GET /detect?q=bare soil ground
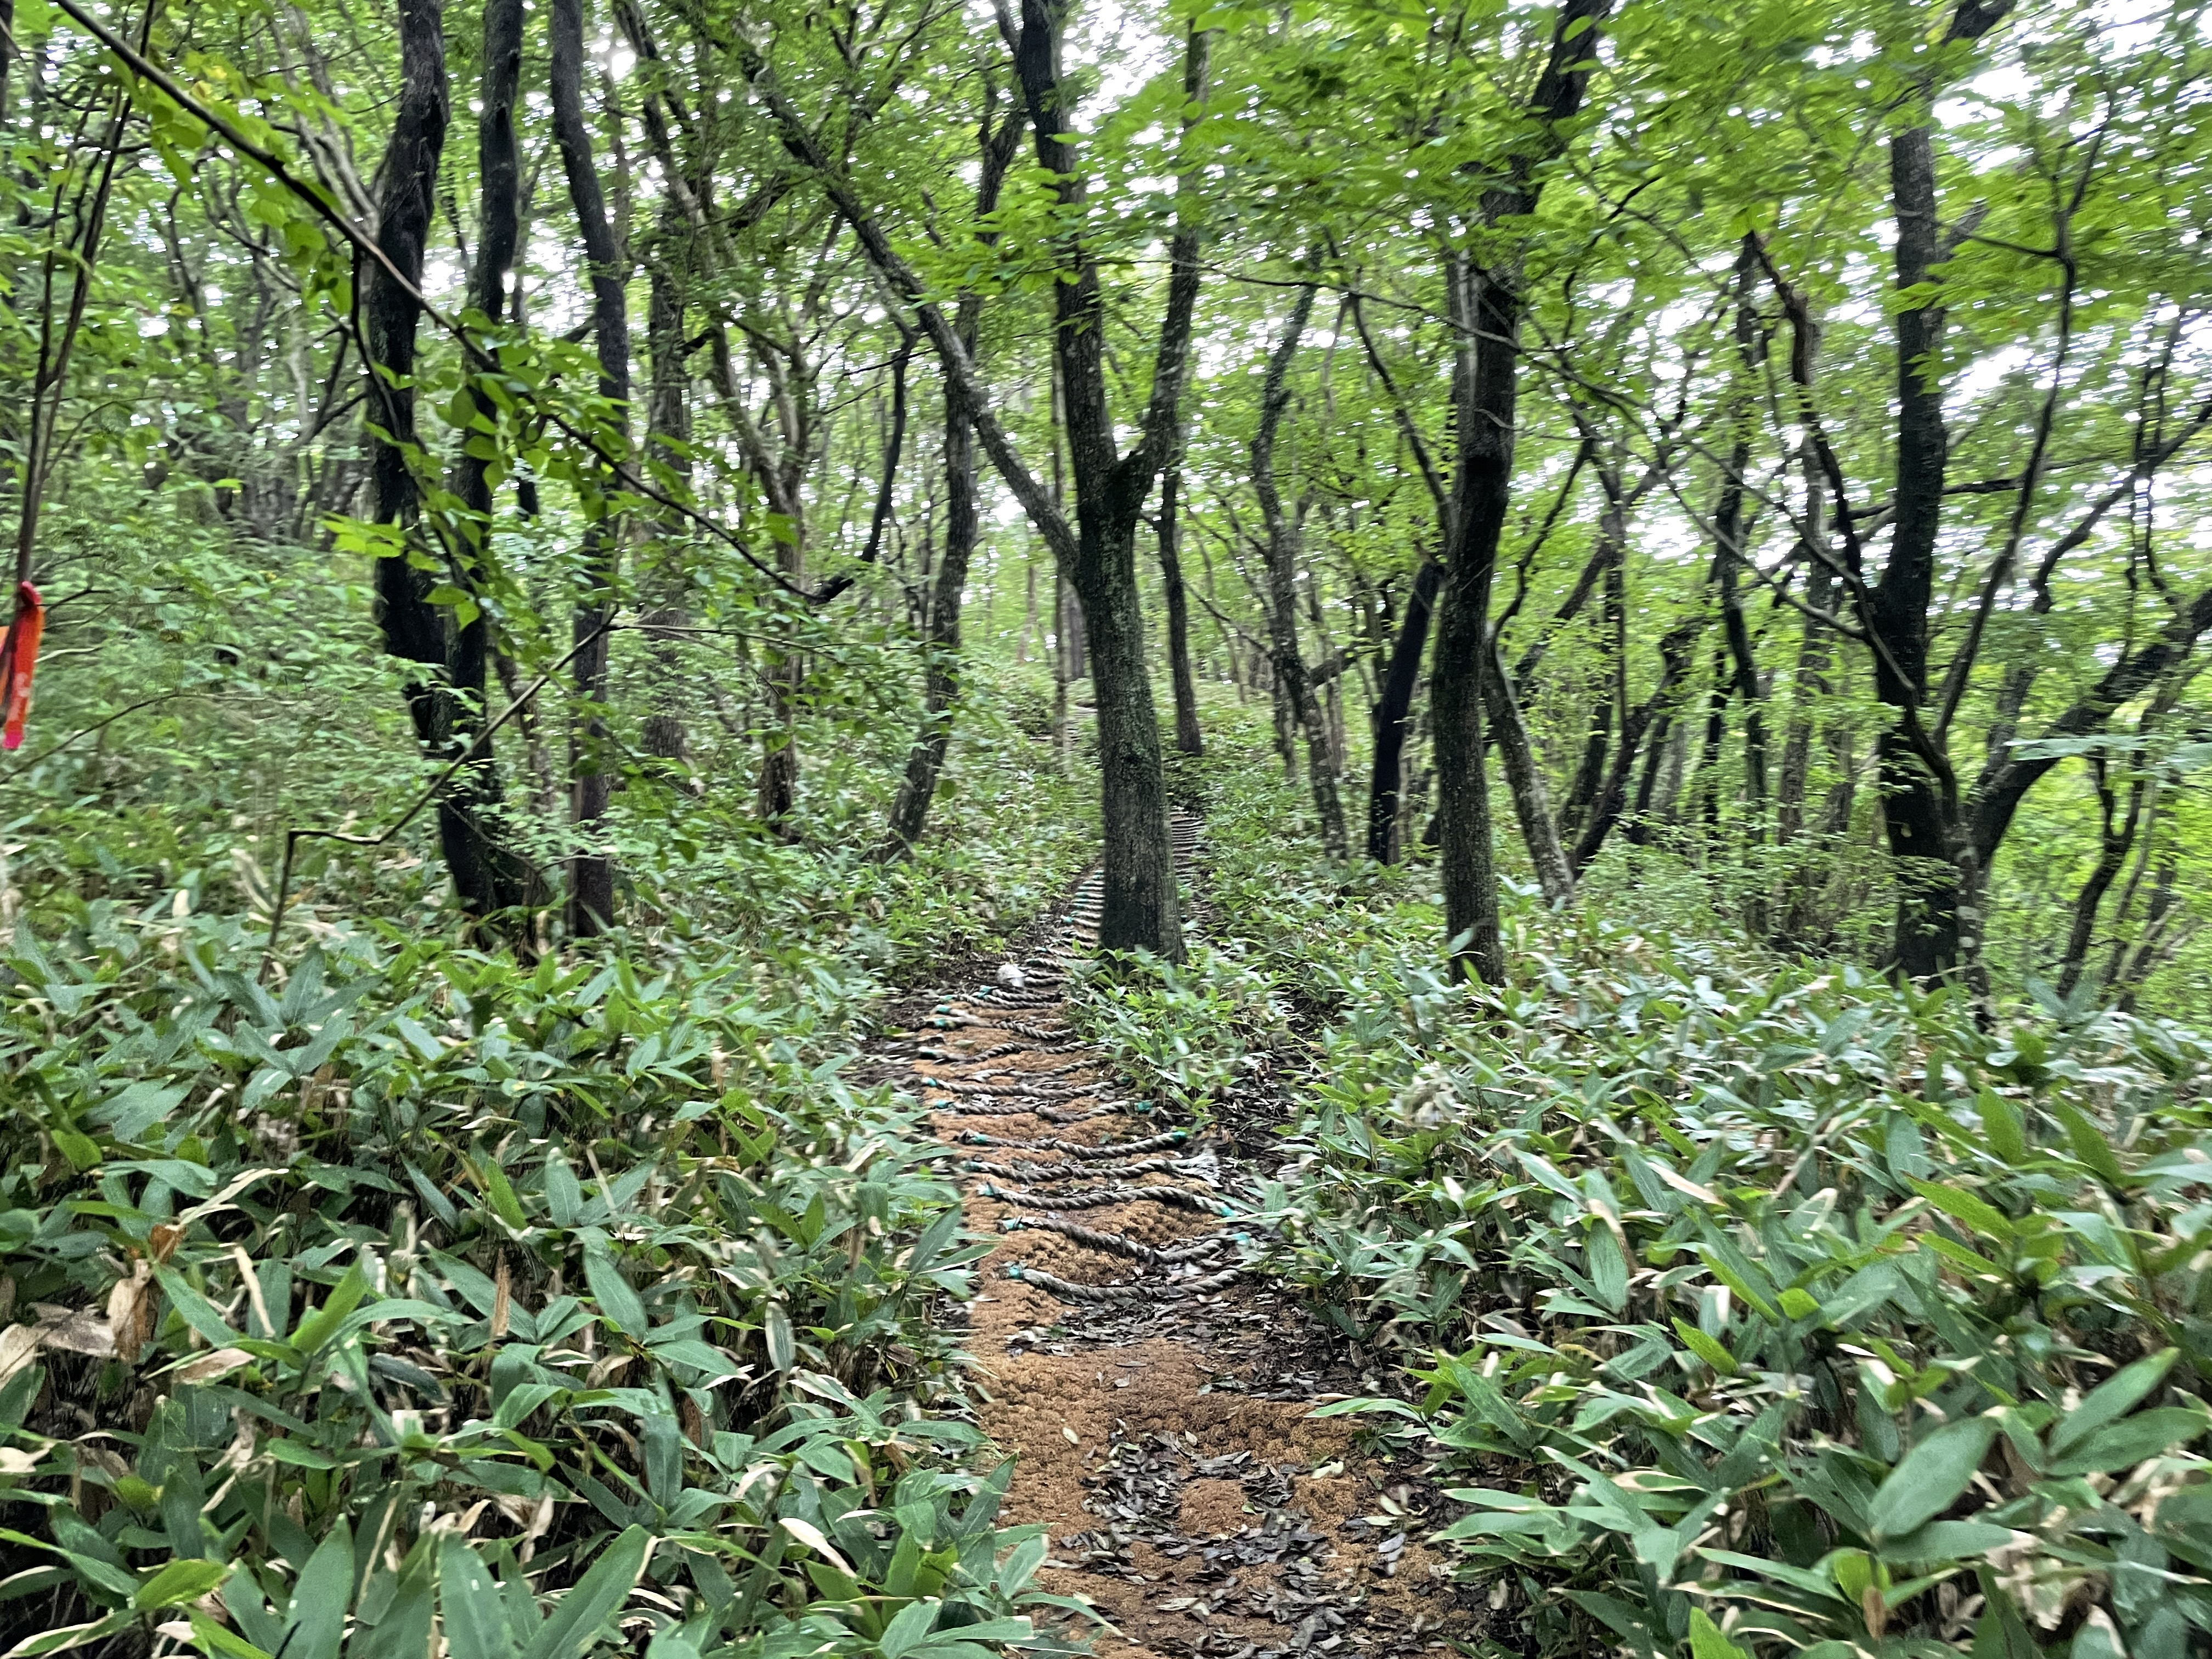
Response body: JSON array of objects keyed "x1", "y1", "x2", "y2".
[{"x1": 860, "y1": 823, "x2": 1478, "y2": 1659}]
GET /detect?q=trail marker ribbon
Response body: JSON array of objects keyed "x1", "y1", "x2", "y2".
[{"x1": 0, "y1": 582, "x2": 43, "y2": 751}]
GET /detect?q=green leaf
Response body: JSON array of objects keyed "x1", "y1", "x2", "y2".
[
  {"x1": 879, "y1": 1597, "x2": 939, "y2": 1659},
  {"x1": 1880, "y1": 1519, "x2": 2019, "y2": 1560},
  {"x1": 2050, "y1": 1101, "x2": 2126, "y2": 1187},
  {"x1": 1687, "y1": 1609, "x2": 1748, "y2": 1659},
  {"x1": 188, "y1": 1608, "x2": 275, "y2": 1659},
  {"x1": 1778, "y1": 1288, "x2": 1820, "y2": 1321},
  {"x1": 1976, "y1": 1089, "x2": 2025, "y2": 1165},
  {"x1": 1587, "y1": 1227, "x2": 1629, "y2": 1313},
  {"x1": 584, "y1": 1248, "x2": 650, "y2": 1340},
  {"x1": 52, "y1": 1129, "x2": 102, "y2": 1172},
  {"x1": 2047, "y1": 1406, "x2": 2209, "y2": 1476},
  {"x1": 482, "y1": 1161, "x2": 529, "y2": 1232},
  {"x1": 544, "y1": 1156, "x2": 584, "y2": 1229},
  {"x1": 524, "y1": 1525, "x2": 650, "y2": 1659},
  {"x1": 283, "y1": 1521, "x2": 353, "y2": 1659},
  {"x1": 1671, "y1": 1318, "x2": 1738, "y2": 1376},
  {"x1": 134, "y1": 1556, "x2": 230, "y2": 1609},
  {"x1": 2050, "y1": 1349, "x2": 2177, "y2": 1457},
  {"x1": 1867, "y1": 1417, "x2": 1997, "y2": 1541},
  {"x1": 1905, "y1": 1177, "x2": 2014, "y2": 1243},
  {"x1": 647, "y1": 1338, "x2": 745, "y2": 1382},
  {"x1": 290, "y1": 1263, "x2": 370, "y2": 1357},
  {"x1": 439, "y1": 1536, "x2": 520, "y2": 1659},
  {"x1": 764, "y1": 1302, "x2": 795, "y2": 1373}
]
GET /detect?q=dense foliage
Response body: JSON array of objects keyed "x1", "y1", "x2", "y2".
[
  {"x1": 0, "y1": 676, "x2": 1092, "y2": 1652},
  {"x1": 5, "y1": 0, "x2": 2212, "y2": 1650},
  {"x1": 1075, "y1": 716, "x2": 2212, "y2": 1658}
]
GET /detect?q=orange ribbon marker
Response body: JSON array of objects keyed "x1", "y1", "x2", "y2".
[{"x1": 0, "y1": 581, "x2": 46, "y2": 751}]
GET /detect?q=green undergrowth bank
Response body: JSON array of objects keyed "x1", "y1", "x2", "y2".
[
  {"x1": 0, "y1": 699, "x2": 1094, "y2": 1658},
  {"x1": 1069, "y1": 714, "x2": 2212, "y2": 1659}
]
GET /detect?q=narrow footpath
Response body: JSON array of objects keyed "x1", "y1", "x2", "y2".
[{"x1": 865, "y1": 820, "x2": 1472, "y2": 1659}]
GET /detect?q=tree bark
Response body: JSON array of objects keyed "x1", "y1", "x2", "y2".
[
  {"x1": 639, "y1": 193, "x2": 695, "y2": 771},
  {"x1": 883, "y1": 89, "x2": 1026, "y2": 854},
  {"x1": 1579, "y1": 612, "x2": 1704, "y2": 868},
  {"x1": 1775, "y1": 475, "x2": 1833, "y2": 845},
  {"x1": 1861, "y1": 1, "x2": 2012, "y2": 980},
  {"x1": 1872, "y1": 122, "x2": 1965, "y2": 979},
  {"x1": 364, "y1": 0, "x2": 520, "y2": 921},
  {"x1": 1483, "y1": 637, "x2": 1574, "y2": 905},
  {"x1": 1429, "y1": 0, "x2": 1613, "y2": 981},
  {"x1": 1010, "y1": 1, "x2": 1206, "y2": 955},
  {"x1": 741, "y1": 11, "x2": 1206, "y2": 957},
  {"x1": 440, "y1": 0, "x2": 533, "y2": 911},
  {"x1": 2056, "y1": 760, "x2": 2139, "y2": 1000},
  {"x1": 1367, "y1": 556, "x2": 1439, "y2": 862},
  {"x1": 551, "y1": 0, "x2": 630, "y2": 935},
  {"x1": 1252, "y1": 280, "x2": 1347, "y2": 858},
  {"x1": 1158, "y1": 466, "x2": 1204, "y2": 757}
]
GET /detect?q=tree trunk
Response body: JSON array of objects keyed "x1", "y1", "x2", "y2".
[
  {"x1": 1158, "y1": 465, "x2": 1204, "y2": 756},
  {"x1": 1864, "y1": 1, "x2": 2017, "y2": 979},
  {"x1": 639, "y1": 195, "x2": 693, "y2": 772},
  {"x1": 2056, "y1": 761, "x2": 2139, "y2": 1000},
  {"x1": 1430, "y1": 247, "x2": 1509, "y2": 980},
  {"x1": 1011, "y1": 0, "x2": 1205, "y2": 956},
  {"x1": 743, "y1": 7, "x2": 1204, "y2": 956},
  {"x1": 1367, "y1": 557, "x2": 1438, "y2": 862},
  {"x1": 365, "y1": 0, "x2": 516, "y2": 920},
  {"x1": 1483, "y1": 637, "x2": 1574, "y2": 905},
  {"x1": 1556, "y1": 694, "x2": 1610, "y2": 845},
  {"x1": 882, "y1": 370, "x2": 974, "y2": 853},
  {"x1": 1429, "y1": 0, "x2": 1612, "y2": 982},
  {"x1": 1252, "y1": 280, "x2": 1347, "y2": 859},
  {"x1": 883, "y1": 94, "x2": 1026, "y2": 852},
  {"x1": 551, "y1": 0, "x2": 630, "y2": 935},
  {"x1": 1581, "y1": 612, "x2": 1703, "y2": 867},
  {"x1": 1775, "y1": 473, "x2": 1833, "y2": 845}
]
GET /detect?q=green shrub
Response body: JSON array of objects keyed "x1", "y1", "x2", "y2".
[
  {"x1": 1134, "y1": 727, "x2": 2212, "y2": 1659},
  {"x1": 0, "y1": 894, "x2": 1075, "y2": 1656}
]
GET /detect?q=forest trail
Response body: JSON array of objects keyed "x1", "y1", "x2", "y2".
[{"x1": 866, "y1": 821, "x2": 1473, "y2": 1659}]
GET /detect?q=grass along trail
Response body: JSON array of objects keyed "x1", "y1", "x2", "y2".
[{"x1": 864, "y1": 820, "x2": 1473, "y2": 1659}]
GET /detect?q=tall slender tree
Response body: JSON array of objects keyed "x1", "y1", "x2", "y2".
[
  {"x1": 549, "y1": 0, "x2": 630, "y2": 934},
  {"x1": 1429, "y1": 0, "x2": 1615, "y2": 981}
]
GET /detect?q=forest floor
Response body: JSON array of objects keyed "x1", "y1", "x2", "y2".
[{"x1": 861, "y1": 820, "x2": 1482, "y2": 1659}]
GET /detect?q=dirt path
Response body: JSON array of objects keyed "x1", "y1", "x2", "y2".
[{"x1": 867, "y1": 821, "x2": 1470, "y2": 1659}]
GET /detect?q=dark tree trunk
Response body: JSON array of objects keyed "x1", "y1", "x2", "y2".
[
  {"x1": 1861, "y1": 2, "x2": 2017, "y2": 977},
  {"x1": 1429, "y1": 0, "x2": 1612, "y2": 981},
  {"x1": 1775, "y1": 479, "x2": 1833, "y2": 845},
  {"x1": 1011, "y1": 2, "x2": 1207, "y2": 956},
  {"x1": 1874, "y1": 123, "x2": 1963, "y2": 980},
  {"x1": 551, "y1": 0, "x2": 630, "y2": 934},
  {"x1": 1431, "y1": 247, "x2": 1510, "y2": 979},
  {"x1": 2057, "y1": 761, "x2": 2139, "y2": 1000},
  {"x1": 640, "y1": 195, "x2": 694, "y2": 771},
  {"x1": 883, "y1": 94, "x2": 1026, "y2": 852},
  {"x1": 1557, "y1": 696, "x2": 1610, "y2": 844},
  {"x1": 883, "y1": 370, "x2": 974, "y2": 853},
  {"x1": 745, "y1": 9, "x2": 1205, "y2": 956},
  {"x1": 1159, "y1": 466, "x2": 1204, "y2": 757},
  {"x1": 1367, "y1": 557, "x2": 1440, "y2": 862},
  {"x1": 364, "y1": 0, "x2": 515, "y2": 920},
  {"x1": 443, "y1": 0, "x2": 531, "y2": 912},
  {"x1": 1579, "y1": 613, "x2": 1703, "y2": 868},
  {"x1": 1252, "y1": 280, "x2": 1347, "y2": 859},
  {"x1": 1483, "y1": 638, "x2": 1574, "y2": 904}
]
